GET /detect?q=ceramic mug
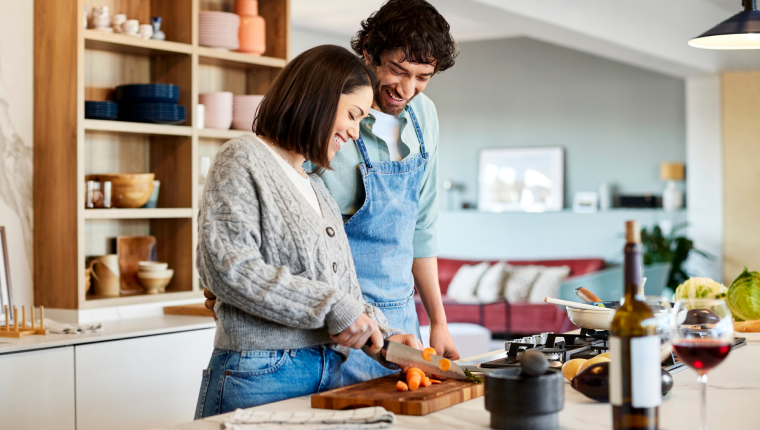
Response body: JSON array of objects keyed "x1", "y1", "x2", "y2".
[
  {"x1": 112, "y1": 14, "x2": 127, "y2": 33},
  {"x1": 139, "y1": 24, "x2": 153, "y2": 39},
  {"x1": 91, "y1": 6, "x2": 110, "y2": 28},
  {"x1": 90, "y1": 254, "x2": 121, "y2": 297},
  {"x1": 124, "y1": 19, "x2": 139, "y2": 36}
]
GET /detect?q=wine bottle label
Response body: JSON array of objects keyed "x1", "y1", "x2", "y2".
[{"x1": 609, "y1": 335, "x2": 662, "y2": 408}]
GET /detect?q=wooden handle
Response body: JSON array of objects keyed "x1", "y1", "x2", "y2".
[{"x1": 575, "y1": 287, "x2": 602, "y2": 303}]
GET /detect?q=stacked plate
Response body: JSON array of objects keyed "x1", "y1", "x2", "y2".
[
  {"x1": 114, "y1": 84, "x2": 186, "y2": 125},
  {"x1": 199, "y1": 11, "x2": 240, "y2": 50},
  {"x1": 115, "y1": 84, "x2": 180, "y2": 103},
  {"x1": 232, "y1": 95, "x2": 264, "y2": 130},
  {"x1": 119, "y1": 103, "x2": 187, "y2": 125},
  {"x1": 200, "y1": 92, "x2": 233, "y2": 130},
  {"x1": 85, "y1": 101, "x2": 118, "y2": 120}
]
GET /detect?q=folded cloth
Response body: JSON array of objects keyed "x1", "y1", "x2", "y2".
[
  {"x1": 223, "y1": 407, "x2": 396, "y2": 430},
  {"x1": 43, "y1": 319, "x2": 103, "y2": 334}
]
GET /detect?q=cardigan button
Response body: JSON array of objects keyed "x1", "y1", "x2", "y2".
[
  {"x1": 332, "y1": 262, "x2": 338, "y2": 273},
  {"x1": 326, "y1": 227, "x2": 335, "y2": 237}
]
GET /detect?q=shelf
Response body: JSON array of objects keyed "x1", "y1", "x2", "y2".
[
  {"x1": 197, "y1": 128, "x2": 252, "y2": 140},
  {"x1": 84, "y1": 119, "x2": 193, "y2": 136},
  {"x1": 84, "y1": 208, "x2": 194, "y2": 220},
  {"x1": 197, "y1": 46, "x2": 286, "y2": 69},
  {"x1": 82, "y1": 290, "x2": 202, "y2": 309},
  {"x1": 84, "y1": 29, "x2": 193, "y2": 56}
]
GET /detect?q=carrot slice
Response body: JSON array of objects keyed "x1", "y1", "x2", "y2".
[
  {"x1": 421, "y1": 377, "x2": 432, "y2": 387},
  {"x1": 429, "y1": 379, "x2": 442, "y2": 384},
  {"x1": 406, "y1": 368, "x2": 425, "y2": 381},
  {"x1": 407, "y1": 373, "x2": 422, "y2": 391},
  {"x1": 422, "y1": 347, "x2": 437, "y2": 361},
  {"x1": 396, "y1": 381, "x2": 409, "y2": 392},
  {"x1": 438, "y1": 359, "x2": 451, "y2": 372}
]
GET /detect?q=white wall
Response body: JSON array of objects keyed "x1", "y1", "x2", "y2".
[
  {"x1": 0, "y1": 0, "x2": 34, "y2": 309},
  {"x1": 291, "y1": 26, "x2": 352, "y2": 59},
  {"x1": 685, "y1": 76, "x2": 723, "y2": 282}
]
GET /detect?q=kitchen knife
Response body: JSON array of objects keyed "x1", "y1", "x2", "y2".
[{"x1": 365, "y1": 339, "x2": 467, "y2": 380}]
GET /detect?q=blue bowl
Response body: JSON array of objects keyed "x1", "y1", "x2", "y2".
[{"x1": 114, "y1": 84, "x2": 181, "y2": 103}]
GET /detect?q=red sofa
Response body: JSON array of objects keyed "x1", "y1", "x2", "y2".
[{"x1": 415, "y1": 258, "x2": 606, "y2": 335}]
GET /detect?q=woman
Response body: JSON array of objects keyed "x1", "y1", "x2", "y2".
[{"x1": 194, "y1": 45, "x2": 420, "y2": 418}]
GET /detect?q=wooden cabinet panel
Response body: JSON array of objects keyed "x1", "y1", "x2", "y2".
[
  {"x1": 75, "y1": 328, "x2": 215, "y2": 430},
  {"x1": 0, "y1": 347, "x2": 76, "y2": 430}
]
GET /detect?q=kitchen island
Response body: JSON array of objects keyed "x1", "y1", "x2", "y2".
[{"x1": 163, "y1": 334, "x2": 760, "y2": 430}]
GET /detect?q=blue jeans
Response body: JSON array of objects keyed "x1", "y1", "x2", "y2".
[{"x1": 194, "y1": 346, "x2": 342, "y2": 419}]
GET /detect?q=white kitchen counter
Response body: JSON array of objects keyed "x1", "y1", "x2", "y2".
[
  {"x1": 162, "y1": 336, "x2": 760, "y2": 430},
  {"x1": 0, "y1": 315, "x2": 215, "y2": 355}
]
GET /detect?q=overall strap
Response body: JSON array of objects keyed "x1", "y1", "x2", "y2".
[
  {"x1": 406, "y1": 105, "x2": 428, "y2": 159},
  {"x1": 354, "y1": 133, "x2": 373, "y2": 169}
]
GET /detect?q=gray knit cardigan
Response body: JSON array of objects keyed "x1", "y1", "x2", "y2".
[{"x1": 197, "y1": 135, "x2": 402, "y2": 361}]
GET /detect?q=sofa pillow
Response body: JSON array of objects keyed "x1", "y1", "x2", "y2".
[
  {"x1": 503, "y1": 265, "x2": 542, "y2": 303},
  {"x1": 475, "y1": 262, "x2": 509, "y2": 303},
  {"x1": 446, "y1": 262, "x2": 490, "y2": 303},
  {"x1": 528, "y1": 266, "x2": 572, "y2": 303}
]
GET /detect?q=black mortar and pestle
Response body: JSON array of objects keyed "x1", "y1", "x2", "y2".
[{"x1": 485, "y1": 349, "x2": 564, "y2": 430}]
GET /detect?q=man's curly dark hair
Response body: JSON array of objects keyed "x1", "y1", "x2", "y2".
[{"x1": 350, "y1": 0, "x2": 458, "y2": 74}]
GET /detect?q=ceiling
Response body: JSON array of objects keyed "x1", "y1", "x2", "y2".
[{"x1": 290, "y1": 0, "x2": 760, "y2": 77}]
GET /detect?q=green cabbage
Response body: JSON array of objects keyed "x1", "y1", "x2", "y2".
[
  {"x1": 675, "y1": 277, "x2": 727, "y2": 300},
  {"x1": 727, "y1": 267, "x2": 760, "y2": 321}
]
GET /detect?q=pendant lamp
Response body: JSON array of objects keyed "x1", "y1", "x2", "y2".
[{"x1": 689, "y1": 0, "x2": 760, "y2": 49}]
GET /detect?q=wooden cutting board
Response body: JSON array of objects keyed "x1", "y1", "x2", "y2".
[{"x1": 311, "y1": 375, "x2": 484, "y2": 416}]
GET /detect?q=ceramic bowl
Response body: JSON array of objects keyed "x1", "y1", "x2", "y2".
[
  {"x1": 137, "y1": 269, "x2": 174, "y2": 294},
  {"x1": 89, "y1": 173, "x2": 155, "y2": 208},
  {"x1": 138, "y1": 261, "x2": 168, "y2": 272}
]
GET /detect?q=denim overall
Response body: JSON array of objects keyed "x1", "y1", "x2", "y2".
[{"x1": 340, "y1": 106, "x2": 427, "y2": 386}]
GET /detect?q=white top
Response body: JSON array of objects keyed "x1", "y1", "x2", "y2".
[
  {"x1": 370, "y1": 108, "x2": 403, "y2": 161},
  {"x1": 256, "y1": 136, "x2": 322, "y2": 217}
]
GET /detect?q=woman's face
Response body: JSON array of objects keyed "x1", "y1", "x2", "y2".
[{"x1": 327, "y1": 86, "x2": 373, "y2": 161}]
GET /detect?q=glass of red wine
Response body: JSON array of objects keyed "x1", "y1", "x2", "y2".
[{"x1": 671, "y1": 298, "x2": 733, "y2": 430}]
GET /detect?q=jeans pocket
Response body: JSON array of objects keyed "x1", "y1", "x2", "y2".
[
  {"x1": 229, "y1": 350, "x2": 290, "y2": 377},
  {"x1": 194, "y1": 368, "x2": 212, "y2": 420}
]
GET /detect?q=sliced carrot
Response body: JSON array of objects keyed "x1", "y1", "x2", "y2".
[
  {"x1": 407, "y1": 371, "x2": 422, "y2": 391},
  {"x1": 438, "y1": 359, "x2": 451, "y2": 372},
  {"x1": 406, "y1": 368, "x2": 425, "y2": 381},
  {"x1": 422, "y1": 347, "x2": 437, "y2": 361},
  {"x1": 396, "y1": 381, "x2": 409, "y2": 392},
  {"x1": 429, "y1": 379, "x2": 442, "y2": 384},
  {"x1": 421, "y1": 377, "x2": 432, "y2": 387}
]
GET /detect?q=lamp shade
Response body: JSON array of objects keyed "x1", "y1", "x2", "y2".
[
  {"x1": 689, "y1": 3, "x2": 760, "y2": 49},
  {"x1": 660, "y1": 163, "x2": 684, "y2": 181}
]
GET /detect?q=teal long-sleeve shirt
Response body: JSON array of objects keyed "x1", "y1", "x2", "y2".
[{"x1": 306, "y1": 93, "x2": 440, "y2": 258}]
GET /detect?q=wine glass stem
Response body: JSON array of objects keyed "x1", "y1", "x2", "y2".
[{"x1": 698, "y1": 373, "x2": 708, "y2": 430}]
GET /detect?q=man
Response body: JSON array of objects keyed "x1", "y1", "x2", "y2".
[{"x1": 205, "y1": 0, "x2": 460, "y2": 385}]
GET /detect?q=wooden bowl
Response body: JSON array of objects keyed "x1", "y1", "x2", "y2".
[
  {"x1": 137, "y1": 269, "x2": 174, "y2": 294},
  {"x1": 88, "y1": 173, "x2": 155, "y2": 208}
]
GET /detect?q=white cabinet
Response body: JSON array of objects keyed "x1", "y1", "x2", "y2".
[
  {"x1": 0, "y1": 346, "x2": 76, "y2": 430},
  {"x1": 74, "y1": 328, "x2": 215, "y2": 430}
]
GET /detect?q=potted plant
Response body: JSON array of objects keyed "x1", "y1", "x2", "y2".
[{"x1": 640, "y1": 222, "x2": 713, "y2": 289}]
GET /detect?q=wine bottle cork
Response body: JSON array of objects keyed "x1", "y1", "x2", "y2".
[{"x1": 626, "y1": 221, "x2": 641, "y2": 244}]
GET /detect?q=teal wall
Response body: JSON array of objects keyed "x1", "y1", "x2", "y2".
[{"x1": 424, "y1": 37, "x2": 686, "y2": 208}]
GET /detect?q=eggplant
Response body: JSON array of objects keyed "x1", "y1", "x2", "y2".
[{"x1": 570, "y1": 362, "x2": 674, "y2": 402}]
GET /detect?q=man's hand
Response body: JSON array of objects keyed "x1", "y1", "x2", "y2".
[
  {"x1": 203, "y1": 287, "x2": 217, "y2": 319},
  {"x1": 429, "y1": 323, "x2": 460, "y2": 360},
  {"x1": 386, "y1": 334, "x2": 424, "y2": 372},
  {"x1": 330, "y1": 314, "x2": 383, "y2": 354}
]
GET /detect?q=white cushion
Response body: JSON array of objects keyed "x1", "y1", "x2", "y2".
[
  {"x1": 445, "y1": 262, "x2": 489, "y2": 303},
  {"x1": 475, "y1": 262, "x2": 508, "y2": 303},
  {"x1": 503, "y1": 265, "x2": 542, "y2": 303},
  {"x1": 528, "y1": 266, "x2": 572, "y2": 303}
]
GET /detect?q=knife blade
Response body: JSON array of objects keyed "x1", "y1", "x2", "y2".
[{"x1": 368, "y1": 339, "x2": 467, "y2": 380}]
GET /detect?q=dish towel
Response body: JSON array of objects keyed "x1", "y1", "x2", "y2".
[
  {"x1": 223, "y1": 407, "x2": 396, "y2": 430},
  {"x1": 43, "y1": 319, "x2": 103, "y2": 334}
]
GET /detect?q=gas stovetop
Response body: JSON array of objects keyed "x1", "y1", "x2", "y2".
[{"x1": 478, "y1": 329, "x2": 747, "y2": 374}]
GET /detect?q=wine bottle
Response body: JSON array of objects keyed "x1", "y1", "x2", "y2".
[{"x1": 610, "y1": 221, "x2": 661, "y2": 430}]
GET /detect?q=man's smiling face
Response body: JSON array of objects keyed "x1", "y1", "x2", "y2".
[{"x1": 365, "y1": 48, "x2": 435, "y2": 117}]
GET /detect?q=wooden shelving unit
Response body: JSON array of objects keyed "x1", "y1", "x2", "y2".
[{"x1": 34, "y1": 0, "x2": 290, "y2": 311}]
